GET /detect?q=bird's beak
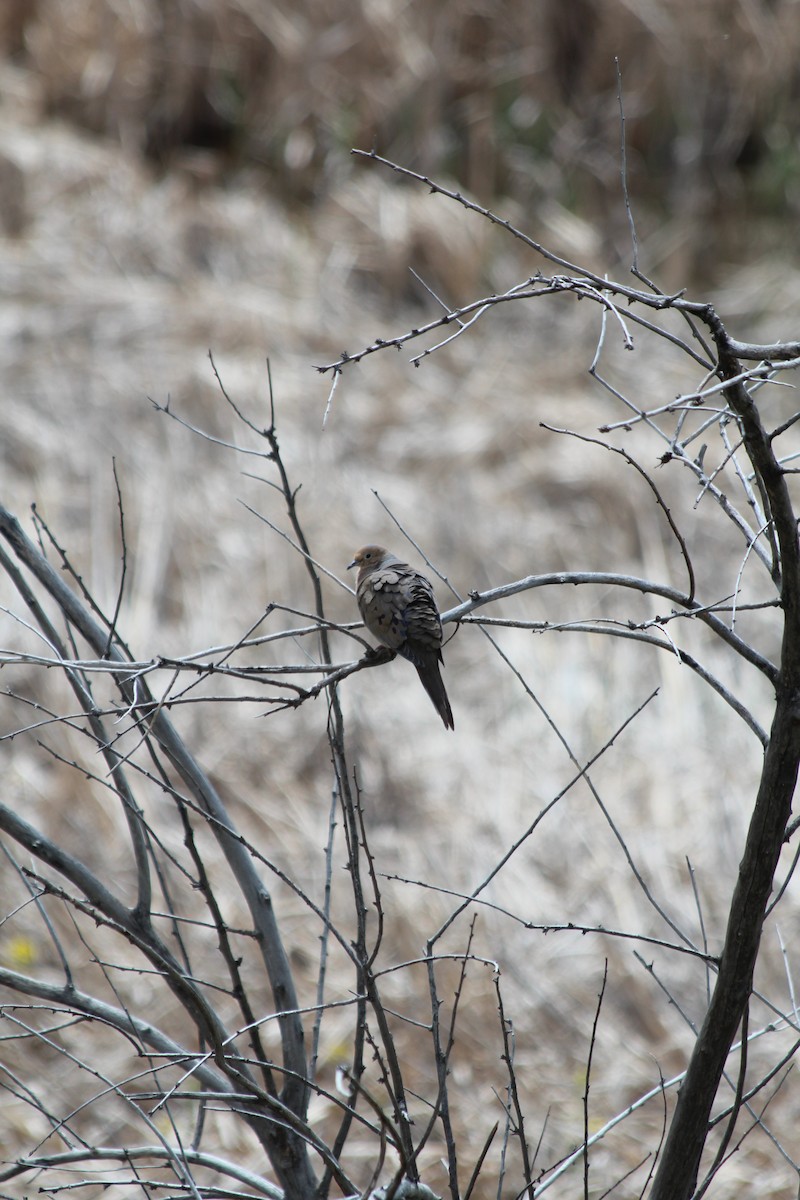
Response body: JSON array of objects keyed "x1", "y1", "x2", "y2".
[{"x1": 347, "y1": 558, "x2": 357, "y2": 570}]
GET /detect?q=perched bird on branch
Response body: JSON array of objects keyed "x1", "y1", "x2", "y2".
[{"x1": 348, "y1": 545, "x2": 454, "y2": 730}]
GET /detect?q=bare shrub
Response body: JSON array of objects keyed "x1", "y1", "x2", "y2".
[{"x1": 2, "y1": 117, "x2": 800, "y2": 1200}]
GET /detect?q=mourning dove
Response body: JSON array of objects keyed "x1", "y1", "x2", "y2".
[{"x1": 348, "y1": 545, "x2": 454, "y2": 730}]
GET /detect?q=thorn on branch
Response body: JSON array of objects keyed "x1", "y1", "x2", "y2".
[{"x1": 654, "y1": 289, "x2": 687, "y2": 308}]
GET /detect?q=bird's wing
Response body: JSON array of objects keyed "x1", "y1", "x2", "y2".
[
  {"x1": 359, "y1": 563, "x2": 443, "y2": 662},
  {"x1": 398, "y1": 573, "x2": 444, "y2": 666},
  {"x1": 358, "y1": 564, "x2": 410, "y2": 651}
]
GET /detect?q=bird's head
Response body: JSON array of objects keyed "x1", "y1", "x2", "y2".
[{"x1": 347, "y1": 545, "x2": 388, "y2": 572}]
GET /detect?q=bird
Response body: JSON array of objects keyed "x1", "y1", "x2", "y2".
[{"x1": 348, "y1": 545, "x2": 454, "y2": 730}]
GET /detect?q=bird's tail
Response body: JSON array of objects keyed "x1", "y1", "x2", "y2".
[{"x1": 416, "y1": 660, "x2": 455, "y2": 730}]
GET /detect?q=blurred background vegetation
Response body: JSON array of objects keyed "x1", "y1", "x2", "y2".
[
  {"x1": 3, "y1": 0, "x2": 800, "y2": 282},
  {"x1": 1, "y1": 3, "x2": 800, "y2": 1197}
]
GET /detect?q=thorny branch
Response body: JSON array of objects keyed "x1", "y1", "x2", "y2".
[
  {"x1": 313, "y1": 151, "x2": 800, "y2": 1199},
  {"x1": 4, "y1": 141, "x2": 800, "y2": 1200}
]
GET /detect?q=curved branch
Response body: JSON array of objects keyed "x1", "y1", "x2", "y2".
[
  {"x1": 540, "y1": 423, "x2": 697, "y2": 602},
  {"x1": 443, "y1": 571, "x2": 778, "y2": 683},
  {"x1": 0, "y1": 1146, "x2": 282, "y2": 1198},
  {"x1": 0, "y1": 964, "x2": 355, "y2": 1196},
  {"x1": 0, "y1": 543, "x2": 153, "y2": 918},
  {"x1": 0, "y1": 964, "x2": 236, "y2": 1098},
  {"x1": 550, "y1": 620, "x2": 764, "y2": 742}
]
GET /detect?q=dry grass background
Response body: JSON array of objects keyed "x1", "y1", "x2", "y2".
[{"x1": 1, "y1": 2, "x2": 800, "y2": 1197}]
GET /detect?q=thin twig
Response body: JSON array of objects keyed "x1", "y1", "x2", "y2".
[{"x1": 583, "y1": 961, "x2": 608, "y2": 1200}]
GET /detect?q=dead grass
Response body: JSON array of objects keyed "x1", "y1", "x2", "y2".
[
  {"x1": 0, "y1": 19, "x2": 799, "y2": 1200},
  {"x1": 5, "y1": 0, "x2": 800, "y2": 277}
]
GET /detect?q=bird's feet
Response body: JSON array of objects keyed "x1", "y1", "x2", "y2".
[{"x1": 362, "y1": 645, "x2": 396, "y2": 666}]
